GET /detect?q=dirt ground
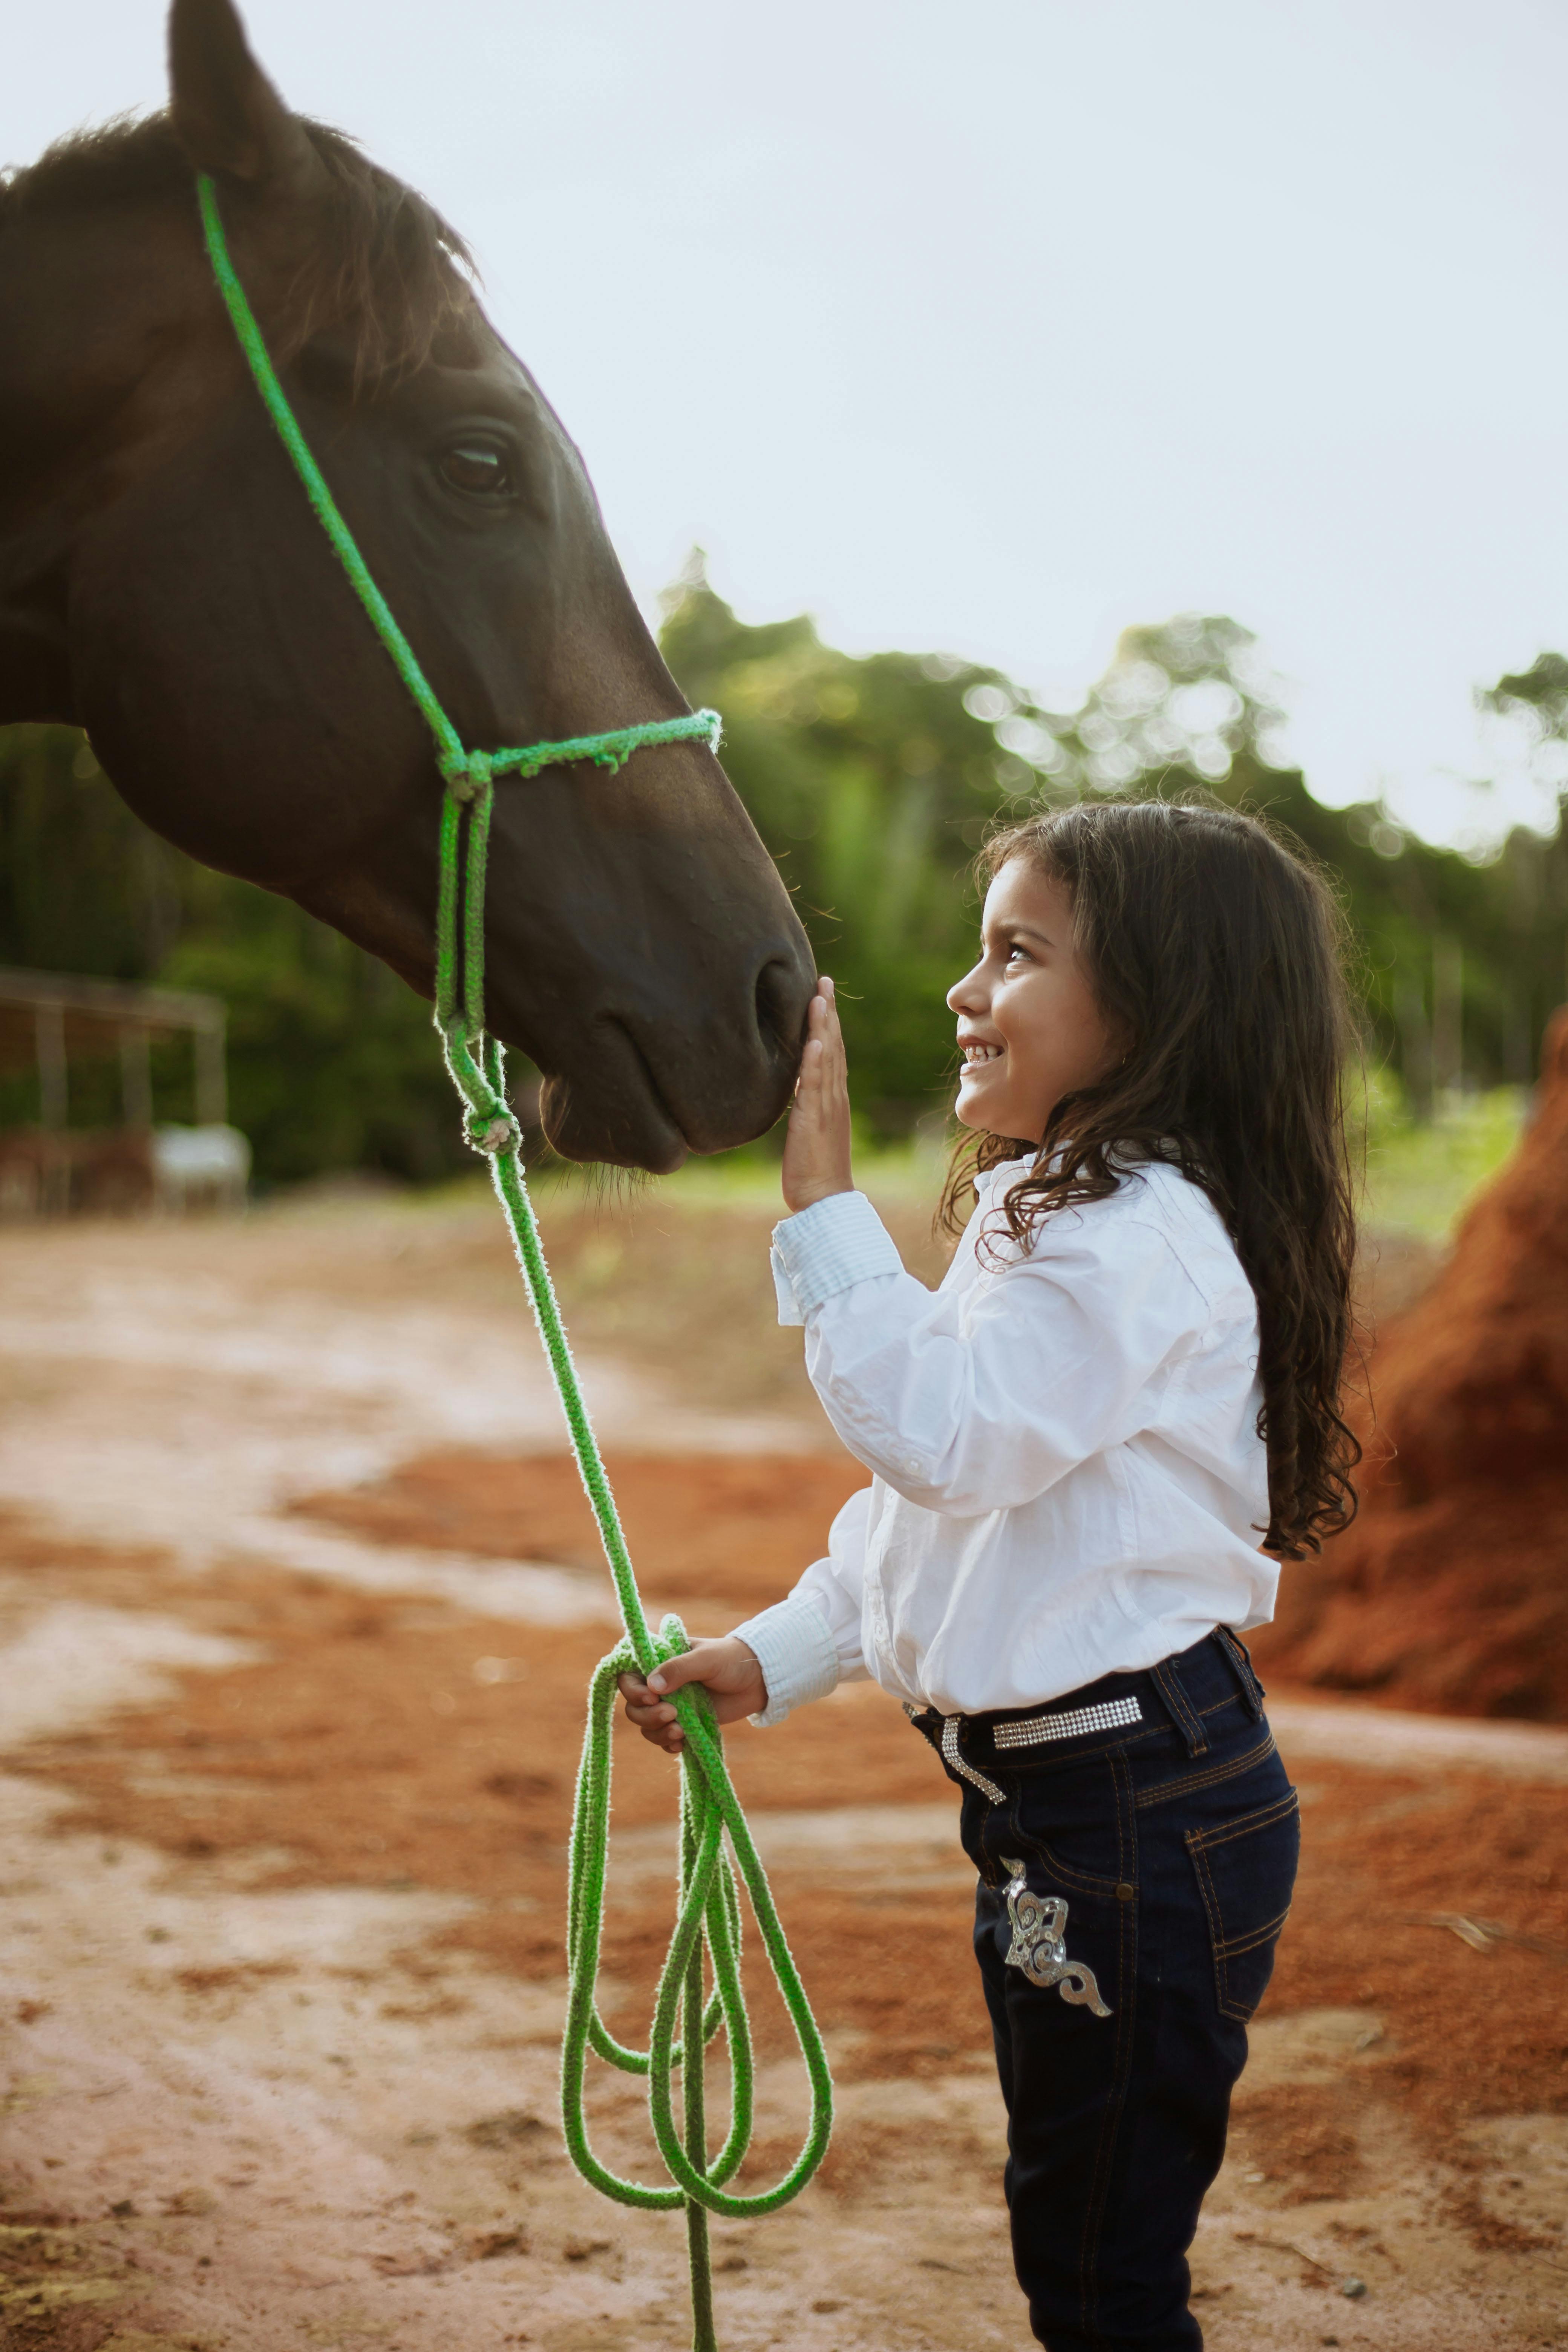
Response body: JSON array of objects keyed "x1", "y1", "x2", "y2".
[{"x1": 0, "y1": 1187, "x2": 1563, "y2": 2352}]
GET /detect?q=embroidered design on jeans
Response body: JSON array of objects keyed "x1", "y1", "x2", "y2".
[{"x1": 1000, "y1": 1858, "x2": 1112, "y2": 2015}]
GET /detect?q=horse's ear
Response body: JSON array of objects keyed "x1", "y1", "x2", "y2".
[{"x1": 168, "y1": 0, "x2": 317, "y2": 188}]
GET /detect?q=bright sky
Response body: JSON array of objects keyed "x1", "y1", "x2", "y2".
[{"x1": 9, "y1": 0, "x2": 1568, "y2": 847}]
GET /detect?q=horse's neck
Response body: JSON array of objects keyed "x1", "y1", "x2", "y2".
[
  {"x1": 0, "y1": 244, "x2": 75, "y2": 721},
  {"x1": 0, "y1": 202, "x2": 199, "y2": 726}
]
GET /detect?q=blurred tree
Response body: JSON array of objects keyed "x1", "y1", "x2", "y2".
[
  {"x1": 1482, "y1": 651, "x2": 1568, "y2": 744},
  {"x1": 997, "y1": 616, "x2": 1568, "y2": 1104},
  {"x1": 0, "y1": 725, "x2": 467, "y2": 1181},
  {"x1": 3, "y1": 593, "x2": 1563, "y2": 1179},
  {"x1": 663, "y1": 582, "x2": 1568, "y2": 1127},
  {"x1": 659, "y1": 565, "x2": 1019, "y2": 1133},
  {"x1": 0, "y1": 725, "x2": 186, "y2": 981}
]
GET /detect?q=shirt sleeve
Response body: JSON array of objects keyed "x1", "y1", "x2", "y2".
[
  {"x1": 774, "y1": 1189, "x2": 1210, "y2": 1517},
  {"x1": 771, "y1": 1190, "x2": 903, "y2": 1324},
  {"x1": 731, "y1": 1483, "x2": 873, "y2": 1725}
]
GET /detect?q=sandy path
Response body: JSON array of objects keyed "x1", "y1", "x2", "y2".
[
  {"x1": 0, "y1": 1204, "x2": 806, "y2": 1620},
  {"x1": 0, "y1": 1200, "x2": 1563, "y2": 2351}
]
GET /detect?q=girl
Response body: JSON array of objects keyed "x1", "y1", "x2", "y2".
[{"x1": 620, "y1": 798, "x2": 1358, "y2": 2352}]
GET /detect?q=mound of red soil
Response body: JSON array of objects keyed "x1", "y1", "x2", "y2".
[{"x1": 1253, "y1": 1010, "x2": 1568, "y2": 1720}]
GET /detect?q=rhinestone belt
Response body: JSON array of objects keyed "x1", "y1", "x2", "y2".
[
  {"x1": 936, "y1": 1694, "x2": 1145, "y2": 1807},
  {"x1": 995, "y1": 1694, "x2": 1142, "y2": 1747}
]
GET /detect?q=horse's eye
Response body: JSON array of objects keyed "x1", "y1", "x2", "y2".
[{"x1": 439, "y1": 442, "x2": 513, "y2": 497}]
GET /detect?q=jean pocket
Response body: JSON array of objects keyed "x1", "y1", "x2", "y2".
[
  {"x1": 1186, "y1": 1787, "x2": 1300, "y2": 2023},
  {"x1": 1003, "y1": 1760, "x2": 1126, "y2": 1900}
]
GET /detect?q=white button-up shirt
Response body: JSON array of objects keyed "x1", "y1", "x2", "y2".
[{"x1": 733, "y1": 1159, "x2": 1273, "y2": 1724}]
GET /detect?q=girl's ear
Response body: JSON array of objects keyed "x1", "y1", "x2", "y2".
[{"x1": 168, "y1": 0, "x2": 320, "y2": 191}]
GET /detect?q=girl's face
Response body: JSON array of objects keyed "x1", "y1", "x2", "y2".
[{"x1": 948, "y1": 858, "x2": 1122, "y2": 1143}]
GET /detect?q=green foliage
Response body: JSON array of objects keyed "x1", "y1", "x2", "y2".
[
  {"x1": 0, "y1": 725, "x2": 467, "y2": 1183},
  {"x1": 0, "y1": 725, "x2": 186, "y2": 980},
  {"x1": 999, "y1": 611, "x2": 1568, "y2": 1101},
  {"x1": 662, "y1": 582, "x2": 1568, "y2": 1128},
  {"x1": 158, "y1": 885, "x2": 470, "y2": 1183},
  {"x1": 1481, "y1": 651, "x2": 1568, "y2": 741},
  {"x1": 659, "y1": 582, "x2": 1015, "y2": 1133},
  {"x1": 1355, "y1": 1077, "x2": 1527, "y2": 1241},
  {"x1": 3, "y1": 586, "x2": 1565, "y2": 1181}
]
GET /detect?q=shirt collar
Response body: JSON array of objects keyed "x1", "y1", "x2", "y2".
[{"x1": 972, "y1": 1150, "x2": 1039, "y2": 1200}]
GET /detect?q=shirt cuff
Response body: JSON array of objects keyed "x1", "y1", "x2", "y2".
[
  {"x1": 731, "y1": 1594, "x2": 842, "y2": 1726},
  {"x1": 769, "y1": 1190, "x2": 905, "y2": 1326}
]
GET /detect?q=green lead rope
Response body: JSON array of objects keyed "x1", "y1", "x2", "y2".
[{"x1": 196, "y1": 176, "x2": 832, "y2": 2350}]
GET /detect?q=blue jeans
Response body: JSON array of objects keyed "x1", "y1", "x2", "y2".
[{"x1": 913, "y1": 1630, "x2": 1298, "y2": 2351}]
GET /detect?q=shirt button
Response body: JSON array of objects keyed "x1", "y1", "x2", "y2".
[
  {"x1": 1115, "y1": 1882, "x2": 1135, "y2": 1902},
  {"x1": 903, "y1": 1457, "x2": 922, "y2": 1476}
]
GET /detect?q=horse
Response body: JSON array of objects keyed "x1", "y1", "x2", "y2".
[{"x1": 0, "y1": 0, "x2": 815, "y2": 1172}]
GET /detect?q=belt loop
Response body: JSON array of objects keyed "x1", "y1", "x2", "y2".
[
  {"x1": 1151, "y1": 1657, "x2": 1209, "y2": 1757},
  {"x1": 1213, "y1": 1626, "x2": 1265, "y2": 1720}
]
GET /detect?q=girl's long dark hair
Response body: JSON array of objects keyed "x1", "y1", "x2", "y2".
[{"x1": 942, "y1": 798, "x2": 1360, "y2": 1558}]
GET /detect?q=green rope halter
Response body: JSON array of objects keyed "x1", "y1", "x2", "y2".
[{"x1": 196, "y1": 174, "x2": 830, "y2": 2349}]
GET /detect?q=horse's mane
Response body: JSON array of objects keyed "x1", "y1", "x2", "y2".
[{"x1": 1, "y1": 112, "x2": 476, "y2": 381}]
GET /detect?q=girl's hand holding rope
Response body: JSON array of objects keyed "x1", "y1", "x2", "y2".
[{"x1": 620, "y1": 1636, "x2": 767, "y2": 1753}]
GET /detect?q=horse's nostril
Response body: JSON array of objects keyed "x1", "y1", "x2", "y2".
[{"x1": 754, "y1": 953, "x2": 812, "y2": 1062}]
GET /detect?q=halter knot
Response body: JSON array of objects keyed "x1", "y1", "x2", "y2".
[
  {"x1": 466, "y1": 1107, "x2": 521, "y2": 1156},
  {"x1": 443, "y1": 749, "x2": 494, "y2": 805}
]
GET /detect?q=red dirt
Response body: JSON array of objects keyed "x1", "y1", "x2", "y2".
[
  {"x1": 11, "y1": 1501, "x2": 1567, "y2": 2181},
  {"x1": 293, "y1": 1448, "x2": 868, "y2": 1619},
  {"x1": 6, "y1": 1179, "x2": 1566, "y2": 2344},
  {"x1": 1254, "y1": 1009, "x2": 1568, "y2": 1721}
]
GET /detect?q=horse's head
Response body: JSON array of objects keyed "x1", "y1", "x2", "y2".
[{"x1": 0, "y1": 0, "x2": 814, "y2": 1169}]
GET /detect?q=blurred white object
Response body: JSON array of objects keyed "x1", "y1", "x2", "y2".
[{"x1": 152, "y1": 1123, "x2": 251, "y2": 1213}]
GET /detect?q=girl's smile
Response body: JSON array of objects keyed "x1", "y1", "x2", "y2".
[{"x1": 949, "y1": 858, "x2": 1122, "y2": 1142}]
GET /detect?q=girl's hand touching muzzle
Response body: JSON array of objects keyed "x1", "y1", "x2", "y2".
[{"x1": 782, "y1": 976, "x2": 853, "y2": 1214}]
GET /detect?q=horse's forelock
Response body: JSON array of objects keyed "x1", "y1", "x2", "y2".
[{"x1": 2, "y1": 112, "x2": 478, "y2": 385}]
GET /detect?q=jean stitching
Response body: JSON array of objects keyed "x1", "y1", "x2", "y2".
[
  {"x1": 1187, "y1": 1793, "x2": 1299, "y2": 2021},
  {"x1": 982, "y1": 1701, "x2": 1290, "y2": 2337},
  {"x1": 1077, "y1": 1794, "x2": 1121, "y2": 2335},
  {"x1": 972, "y1": 1795, "x2": 1001, "y2": 1888},
  {"x1": 1134, "y1": 1730, "x2": 1278, "y2": 1812},
  {"x1": 1186, "y1": 1836, "x2": 1234, "y2": 2018},
  {"x1": 1008, "y1": 1824, "x2": 1122, "y2": 1899},
  {"x1": 1220, "y1": 1904, "x2": 1294, "y2": 1957},
  {"x1": 1007, "y1": 1751, "x2": 1124, "y2": 1896},
  {"x1": 1214, "y1": 1624, "x2": 1265, "y2": 1713},
  {"x1": 1188, "y1": 1788, "x2": 1300, "y2": 1856},
  {"x1": 1077, "y1": 1750, "x2": 1136, "y2": 2343},
  {"x1": 1152, "y1": 1658, "x2": 1209, "y2": 1756}
]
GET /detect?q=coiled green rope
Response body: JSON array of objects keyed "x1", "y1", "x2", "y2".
[{"x1": 197, "y1": 175, "x2": 832, "y2": 2350}]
